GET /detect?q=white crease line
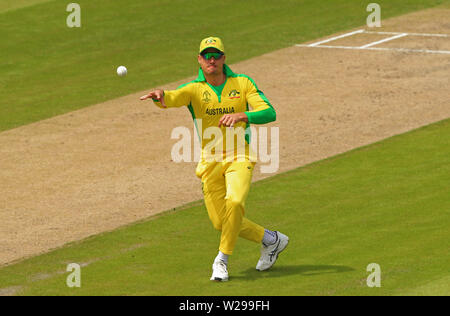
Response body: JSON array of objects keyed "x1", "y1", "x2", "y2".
[
  {"x1": 363, "y1": 30, "x2": 449, "y2": 38},
  {"x1": 308, "y1": 29, "x2": 364, "y2": 47},
  {"x1": 295, "y1": 44, "x2": 450, "y2": 55},
  {"x1": 360, "y1": 33, "x2": 408, "y2": 49}
]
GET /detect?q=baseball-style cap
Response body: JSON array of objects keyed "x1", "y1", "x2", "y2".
[{"x1": 199, "y1": 36, "x2": 225, "y2": 54}]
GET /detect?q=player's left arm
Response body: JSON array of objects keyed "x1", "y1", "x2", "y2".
[
  {"x1": 218, "y1": 77, "x2": 276, "y2": 127},
  {"x1": 243, "y1": 77, "x2": 276, "y2": 124}
]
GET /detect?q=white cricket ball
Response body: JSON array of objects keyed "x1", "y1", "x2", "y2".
[{"x1": 117, "y1": 66, "x2": 127, "y2": 77}]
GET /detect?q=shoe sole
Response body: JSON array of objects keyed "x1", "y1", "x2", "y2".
[
  {"x1": 210, "y1": 277, "x2": 228, "y2": 282},
  {"x1": 256, "y1": 238, "x2": 289, "y2": 271}
]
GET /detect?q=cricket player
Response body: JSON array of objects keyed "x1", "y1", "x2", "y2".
[{"x1": 140, "y1": 37, "x2": 289, "y2": 282}]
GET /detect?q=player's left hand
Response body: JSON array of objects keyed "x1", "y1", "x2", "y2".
[{"x1": 218, "y1": 113, "x2": 248, "y2": 128}]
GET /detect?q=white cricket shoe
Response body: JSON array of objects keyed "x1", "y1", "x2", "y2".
[
  {"x1": 210, "y1": 259, "x2": 229, "y2": 282},
  {"x1": 256, "y1": 231, "x2": 289, "y2": 271}
]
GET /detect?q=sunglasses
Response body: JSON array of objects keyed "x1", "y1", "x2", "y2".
[{"x1": 201, "y1": 52, "x2": 224, "y2": 60}]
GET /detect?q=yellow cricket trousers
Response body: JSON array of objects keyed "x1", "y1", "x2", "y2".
[{"x1": 196, "y1": 160, "x2": 265, "y2": 255}]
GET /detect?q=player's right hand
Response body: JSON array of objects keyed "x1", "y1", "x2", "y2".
[{"x1": 140, "y1": 89, "x2": 166, "y2": 108}]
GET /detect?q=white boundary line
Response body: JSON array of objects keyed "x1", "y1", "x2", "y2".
[
  {"x1": 297, "y1": 29, "x2": 450, "y2": 55},
  {"x1": 295, "y1": 44, "x2": 450, "y2": 55},
  {"x1": 364, "y1": 30, "x2": 449, "y2": 38},
  {"x1": 360, "y1": 33, "x2": 408, "y2": 48},
  {"x1": 308, "y1": 29, "x2": 364, "y2": 47}
]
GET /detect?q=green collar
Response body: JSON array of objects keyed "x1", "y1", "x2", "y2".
[{"x1": 196, "y1": 64, "x2": 236, "y2": 82}]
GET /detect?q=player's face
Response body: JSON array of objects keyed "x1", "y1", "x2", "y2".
[{"x1": 198, "y1": 48, "x2": 225, "y2": 76}]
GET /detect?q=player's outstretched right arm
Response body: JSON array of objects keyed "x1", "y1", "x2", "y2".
[
  {"x1": 140, "y1": 84, "x2": 192, "y2": 109},
  {"x1": 140, "y1": 89, "x2": 166, "y2": 108}
]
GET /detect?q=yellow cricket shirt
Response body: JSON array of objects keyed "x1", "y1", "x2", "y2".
[{"x1": 153, "y1": 64, "x2": 276, "y2": 162}]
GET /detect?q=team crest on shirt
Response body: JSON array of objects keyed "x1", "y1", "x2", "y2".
[
  {"x1": 202, "y1": 91, "x2": 212, "y2": 103},
  {"x1": 228, "y1": 90, "x2": 241, "y2": 99}
]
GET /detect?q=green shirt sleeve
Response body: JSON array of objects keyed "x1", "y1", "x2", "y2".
[{"x1": 246, "y1": 106, "x2": 276, "y2": 124}]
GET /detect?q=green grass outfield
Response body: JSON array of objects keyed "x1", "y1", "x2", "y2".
[
  {"x1": 0, "y1": 118, "x2": 448, "y2": 296},
  {"x1": 0, "y1": 0, "x2": 447, "y2": 131}
]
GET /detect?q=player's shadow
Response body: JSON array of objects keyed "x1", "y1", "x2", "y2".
[{"x1": 234, "y1": 264, "x2": 354, "y2": 281}]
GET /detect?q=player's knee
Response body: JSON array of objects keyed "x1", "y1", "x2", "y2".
[
  {"x1": 211, "y1": 221, "x2": 222, "y2": 231},
  {"x1": 208, "y1": 217, "x2": 222, "y2": 231},
  {"x1": 226, "y1": 196, "x2": 245, "y2": 211}
]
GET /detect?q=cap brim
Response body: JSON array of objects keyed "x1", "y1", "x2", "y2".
[{"x1": 200, "y1": 46, "x2": 224, "y2": 54}]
